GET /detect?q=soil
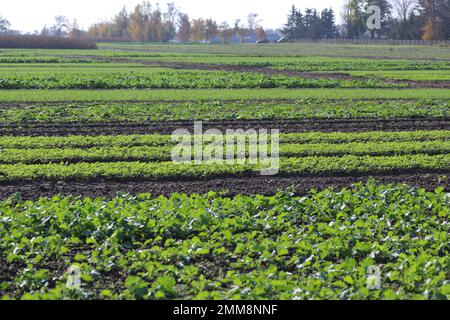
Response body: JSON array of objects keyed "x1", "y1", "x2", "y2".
[
  {"x1": 1, "y1": 118, "x2": 449, "y2": 136},
  {"x1": 1, "y1": 173, "x2": 448, "y2": 200}
]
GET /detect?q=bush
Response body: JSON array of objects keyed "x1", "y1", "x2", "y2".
[{"x1": 0, "y1": 35, "x2": 97, "y2": 49}]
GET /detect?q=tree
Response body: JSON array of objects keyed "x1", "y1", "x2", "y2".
[
  {"x1": 205, "y1": 19, "x2": 218, "y2": 43},
  {"x1": 177, "y1": 13, "x2": 191, "y2": 42},
  {"x1": 247, "y1": 13, "x2": 261, "y2": 31},
  {"x1": 392, "y1": 0, "x2": 417, "y2": 20},
  {"x1": 68, "y1": 19, "x2": 83, "y2": 38},
  {"x1": 293, "y1": 9, "x2": 305, "y2": 39},
  {"x1": 161, "y1": 3, "x2": 178, "y2": 42},
  {"x1": 51, "y1": 15, "x2": 69, "y2": 37},
  {"x1": 342, "y1": 0, "x2": 366, "y2": 38},
  {"x1": 111, "y1": 6, "x2": 129, "y2": 38},
  {"x1": 129, "y1": 4, "x2": 145, "y2": 41},
  {"x1": 143, "y1": 4, "x2": 163, "y2": 42},
  {"x1": 256, "y1": 26, "x2": 267, "y2": 41},
  {"x1": 422, "y1": 17, "x2": 439, "y2": 39},
  {"x1": 191, "y1": 18, "x2": 206, "y2": 42},
  {"x1": 88, "y1": 21, "x2": 113, "y2": 38},
  {"x1": 303, "y1": 8, "x2": 322, "y2": 39},
  {"x1": 0, "y1": 14, "x2": 11, "y2": 34},
  {"x1": 417, "y1": 0, "x2": 450, "y2": 40},
  {"x1": 282, "y1": 5, "x2": 303, "y2": 40},
  {"x1": 389, "y1": 0, "x2": 419, "y2": 39},
  {"x1": 218, "y1": 21, "x2": 233, "y2": 43},
  {"x1": 321, "y1": 8, "x2": 338, "y2": 38},
  {"x1": 41, "y1": 25, "x2": 49, "y2": 37},
  {"x1": 234, "y1": 19, "x2": 249, "y2": 43}
]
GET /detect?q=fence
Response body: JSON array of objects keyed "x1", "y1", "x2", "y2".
[{"x1": 292, "y1": 38, "x2": 450, "y2": 46}]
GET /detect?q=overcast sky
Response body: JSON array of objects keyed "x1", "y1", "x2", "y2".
[{"x1": 1, "y1": 0, "x2": 346, "y2": 33}]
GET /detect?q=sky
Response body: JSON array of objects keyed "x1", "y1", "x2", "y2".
[{"x1": 1, "y1": 0, "x2": 346, "y2": 33}]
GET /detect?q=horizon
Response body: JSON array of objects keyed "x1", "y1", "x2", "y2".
[{"x1": 1, "y1": 0, "x2": 346, "y2": 33}]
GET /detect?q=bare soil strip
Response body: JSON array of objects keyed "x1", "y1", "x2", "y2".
[
  {"x1": 1, "y1": 118, "x2": 449, "y2": 136},
  {"x1": 1, "y1": 173, "x2": 448, "y2": 199}
]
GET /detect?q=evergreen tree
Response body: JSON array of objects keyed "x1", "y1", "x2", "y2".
[
  {"x1": 282, "y1": 5, "x2": 298, "y2": 40},
  {"x1": 293, "y1": 9, "x2": 304, "y2": 39},
  {"x1": 321, "y1": 8, "x2": 338, "y2": 38}
]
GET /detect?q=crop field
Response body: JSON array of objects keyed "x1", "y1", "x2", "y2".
[{"x1": 0, "y1": 43, "x2": 449, "y2": 300}]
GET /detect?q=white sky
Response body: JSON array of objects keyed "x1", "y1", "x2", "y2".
[{"x1": 1, "y1": 0, "x2": 346, "y2": 33}]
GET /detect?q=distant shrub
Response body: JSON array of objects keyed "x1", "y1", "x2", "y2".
[{"x1": 0, "y1": 35, "x2": 97, "y2": 49}]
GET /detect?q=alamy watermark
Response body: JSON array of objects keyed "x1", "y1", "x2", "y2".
[
  {"x1": 366, "y1": 5, "x2": 382, "y2": 31},
  {"x1": 171, "y1": 121, "x2": 280, "y2": 175},
  {"x1": 367, "y1": 265, "x2": 382, "y2": 290},
  {"x1": 66, "y1": 265, "x2": 81, "y2": 290}
]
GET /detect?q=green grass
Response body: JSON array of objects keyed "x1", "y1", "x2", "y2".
[
  {"x1": 0, "y1": 88, "x2": 449, "y2": 102},
  {"x1": 1, "y1": 181, "x2": 448, "y2": 300}
]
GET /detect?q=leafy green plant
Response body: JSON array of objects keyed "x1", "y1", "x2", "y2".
[{"x1": 0, "y1": 181, "x2": 448, "y2": 300}]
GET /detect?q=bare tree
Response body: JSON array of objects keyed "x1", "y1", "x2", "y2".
[
  {"x1": 68, "y1": 19, "x2": 83, "y2": 38},
  {"x1": 162, "y1": 2, "x2": 178, "y2": 41},
  {"x1": 391, "y1": 0, "x2": 417, "y2": 20},
  {"x1": 165, "y1": 2, "x2": 178, "y2": 25},
  {"x1": 205, "y1": 19, "x2": 218, "y2": 43},
  {"x1": 177, "y1": 13, "x2": 191, "y2": 42},
  {"x1": 234, "y1": 18, "x2": 249, "y2": 43},
  {"x1": 218, "y1": 21, "x2": 233, "y2": 43},
  {"x1": 247, "y1": 13, "x2": 261, "y2": 31},
  {"x1": 191, "y1": 18, "x2": 206, "y2": 42},
  {"x1": 52, "y1": 15, "x2": 69, "y2": 37}
]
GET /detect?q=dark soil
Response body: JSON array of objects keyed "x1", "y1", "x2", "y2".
[
  {"x1": 1, "y1": 173, "x2": 448, "y2": 200},
  {"x1": 1, "y1": 118, "x2": 449, "y2": 136}
]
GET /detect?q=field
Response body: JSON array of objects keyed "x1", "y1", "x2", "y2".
[{"x1": 0, "y1": 43, "x2": 449, "y2": 300}]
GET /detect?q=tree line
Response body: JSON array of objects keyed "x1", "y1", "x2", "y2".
[
  {"x1": 282, "y1": 6, "x2": 338, "y2": 40},
  {"x1": 340, "y1": 0, "x2": 449, "y2": 40},
  {"x1": 0, "y1": 0, "x2": 448, "y2": 42},
  {"x1": 84, "y1": 2, "x2": 267, "y2": 43}
]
